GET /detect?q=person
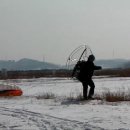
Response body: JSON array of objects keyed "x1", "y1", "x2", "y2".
[{"x1": 72, "y1": 54, "x2": 102, "y2": 100}]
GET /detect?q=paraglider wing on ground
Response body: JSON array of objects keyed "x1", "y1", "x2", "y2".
[{"x1": 0, "y1": 84, "x2": 23, "y2": 96}]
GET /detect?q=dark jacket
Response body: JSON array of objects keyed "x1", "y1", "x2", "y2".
[{"x1": 72, "y1": 60, "x2": 101, "y2": 82}]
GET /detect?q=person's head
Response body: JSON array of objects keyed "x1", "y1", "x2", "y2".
[{"x1": 88, "y1": 55, "x2": 95, "y2": 62}]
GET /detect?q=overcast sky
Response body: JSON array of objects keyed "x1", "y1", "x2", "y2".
[{"x1": 0, "y1": 0, "x2": 130, "y2": 65}]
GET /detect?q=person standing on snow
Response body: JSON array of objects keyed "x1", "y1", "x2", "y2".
[{"x1": 72, "y1": 54, "x2": 102, "y2": 100}]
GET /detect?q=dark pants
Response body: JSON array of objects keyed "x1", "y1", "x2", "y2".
[{"x1": 82, "y1": 79, "x2": 95, "y2": 99}]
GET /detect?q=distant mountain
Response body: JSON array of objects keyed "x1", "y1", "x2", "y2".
[
  {"x1": 0, "y1": 58, "x2": 61, "y2": 70},
  {"x1": 95, "y1": 59, "x2": 130, "y2": 69},
  {"x1": 63, "y1": 59, "x2": 130, "y2": 69},
  {"x1": 0, "y1": 58, "x2": 130, "y2": 70},
  {"x1": 123, "y1": 61, "x2": 130, "y2": 68}
]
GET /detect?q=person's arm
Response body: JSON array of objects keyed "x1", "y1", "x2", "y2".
[{"x1": 93, "y1": 65, "x2": 102, "y2": 70}]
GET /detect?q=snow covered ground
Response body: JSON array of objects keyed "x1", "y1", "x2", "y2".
[{"x1": 0, "y1": 77, "x2": 130, "y2": 130}]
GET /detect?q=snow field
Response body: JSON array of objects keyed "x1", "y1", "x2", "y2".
[{"x1": 0, "y1": 77, "x2": 130, "y2": 130}]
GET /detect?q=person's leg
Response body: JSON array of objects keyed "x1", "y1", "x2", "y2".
[
  {"x1": 82, "y1": 82, "x2": 88, "y2": 99},
  {"x1": 88, "y1": 79, "x2": 95, "y2": 98}
]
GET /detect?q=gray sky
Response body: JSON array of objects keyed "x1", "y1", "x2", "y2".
[{"x1": 0, "y1": 0, "x2": 130, "y2": 65}]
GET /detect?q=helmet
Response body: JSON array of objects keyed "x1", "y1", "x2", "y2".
[{"x1": 88, "y1": 54, "x2": 95, "y2": 61}]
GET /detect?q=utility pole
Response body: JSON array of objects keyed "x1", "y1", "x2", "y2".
[
  {"x1": 43, "y1": 55, "x2": 45, "y2": 62},
  {"x1": 112, "y1": 48, "x2": 115, "y2": 59}
]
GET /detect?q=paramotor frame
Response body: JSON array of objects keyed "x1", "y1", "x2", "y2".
[{"x1": 66, "y1": 45, "x2": 93, "y2": 70}]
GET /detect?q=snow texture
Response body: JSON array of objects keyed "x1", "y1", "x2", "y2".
[{"x1": 0, "y1": 77, "x2": 130, "y2": 130}]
